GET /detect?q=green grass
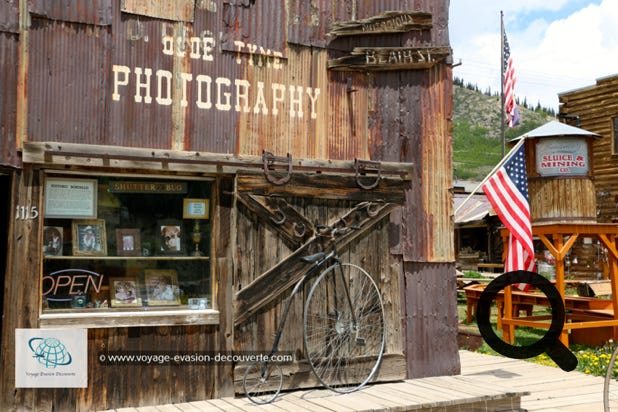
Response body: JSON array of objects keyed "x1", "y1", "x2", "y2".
[
  {"x1": 461, "y1": 270, "x2": 492, "y2": 279},
  {"x1": 451, "y1": 84, "x2": 555, "y2": 181},
  {"x1": 458, "y1": 302, "x2": 618, "y2": 377}
]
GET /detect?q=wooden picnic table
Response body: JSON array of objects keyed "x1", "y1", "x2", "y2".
[{"x1": 499, "y1": 223, "x2": 618, "y2": 346}]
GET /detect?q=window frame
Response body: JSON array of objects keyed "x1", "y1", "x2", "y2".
[{"x1": 39, "y1": 170, "x2": 219, "y2": 328}]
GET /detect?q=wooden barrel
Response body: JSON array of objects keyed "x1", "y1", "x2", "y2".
[{"x1": 528, "y1": 177, "x2": 596, "y2": 224}]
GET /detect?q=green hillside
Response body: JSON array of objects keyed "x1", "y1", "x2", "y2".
[{"x1": 452, "y1": 83, "x2": 555, "y2": 181}]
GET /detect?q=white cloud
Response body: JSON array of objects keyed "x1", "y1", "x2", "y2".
[{"x1": 450, "y1": 1, "x2": 618, "y2": 111}]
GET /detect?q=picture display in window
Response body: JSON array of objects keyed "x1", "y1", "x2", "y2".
[{"x1": 42, "y1": 176, "x2": 212, "y2": 312}]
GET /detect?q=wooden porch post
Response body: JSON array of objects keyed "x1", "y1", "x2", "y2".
[
  {"x1": 551, "y1": 233, "x2": 569, "y2": 346},
  {"x1": 599, "y1": 233, "x2": 618, "y2": 342}
]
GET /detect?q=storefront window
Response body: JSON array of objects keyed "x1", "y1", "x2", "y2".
[{"x1": 41, "y1": 174, "x2": 213, "y2": 317}]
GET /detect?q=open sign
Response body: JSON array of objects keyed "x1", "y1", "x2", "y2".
[{"x1": 42, "y1": 269, "x2": 104, "y2": 302}]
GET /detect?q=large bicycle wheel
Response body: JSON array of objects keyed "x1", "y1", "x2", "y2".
[
  {"x1": 243, "y1": 360, "x2": 283, "y2": 404},
  {"x1": 604, "y1": 344, "x2": 618, "y2": 411},
  {"x1": 303, "y1": 262, "x2": 385, "y2": 393}
]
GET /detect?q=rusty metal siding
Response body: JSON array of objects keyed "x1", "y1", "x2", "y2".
[
  {"x1": 325, "y1": 70, "x2": 369, "y2": 160},
  {"x1": 220, "y1": 0, "x2": 287, "y2": 55},
  {"x1": 401, "y1": 261, "x2": 460, "y2": 378},
  {"x1": 185, "y1": 6, "x2": 241, "y2": 153},
  {"x1": 287, "y1": 0, "x2": 339, "y2": 47},
  {"x1": 416, "y1": 64, "x2": 453, "y2": 262},
  {"x1": 0, "y1": 0, "x2": 19, "y2": 33},
  {"x1": 232, "y1": 45, "x2": 328, "y2": 157},
  {"x1": 350, "y1": 1, "x2": 450, "y2": 60},
  {"x1": 27, "y1": 18, "x2": 111, "y2": 145},
  {"x1": 29, "y1": 0, "x2": 112, "y2": 26},
  {"x1": 0, "y1": 32, "x2": 19, "y2": 167},
  {"x1": 108, "y1": 3, "x2": 173, "y2": 148},
  {"x1": 20, "y1": 0, "x2": 452, "y2": 161},
  {"x1": 288, "y1": 1, "x2": 450, "y2": 48}
]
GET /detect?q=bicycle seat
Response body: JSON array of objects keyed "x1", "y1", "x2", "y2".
[{"x1": 301, "y1": 252, "x2": 326, "y2": 264}]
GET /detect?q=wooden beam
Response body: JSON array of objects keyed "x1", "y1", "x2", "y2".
[
  {"x1": 22, "y1": 141, "x2": 413, "y2": 180},
  {"x1": 599, "y1": 234, "x2": 618, "y2": 261},
  {"x1": 537, "y1": 233, "x2": 579, "y2": 260},
  {"x1": 237, "y1": 173, "x2": 406, "y2": 203},
  {"x1": 233, "y1": 202, "x2": 397, "y2": 326},
  {"x1": 235, "y1": 194, "x2": 314, "y2": 250}
]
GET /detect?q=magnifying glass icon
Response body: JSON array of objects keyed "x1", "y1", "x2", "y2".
[{"x1": 476, "y1": 270, "x2": 578, "y2": 372}]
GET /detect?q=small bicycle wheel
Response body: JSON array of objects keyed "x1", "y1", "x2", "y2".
[
  {"x1": 604, "y1": 344, "x2": 618, "y2": 411},
  {"x1": 303, "y1": 262, "x2": 385, "y2": 393},
  {"x1": 243, "y1": 360, "x2": 283, "y2": 404}
]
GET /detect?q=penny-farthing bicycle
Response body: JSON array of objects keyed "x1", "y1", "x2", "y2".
[
  {"x1": 242, "y1": 223, "x2": 386, "y2": 404},
  {"x1": 604, "y1": 343, "x2": 618, "y2": 410}
]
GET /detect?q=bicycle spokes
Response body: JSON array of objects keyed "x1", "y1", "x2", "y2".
[
  {"x1": 304, "y1": 262, "x2": 385, "y2": 393},
  {"x1": 605, "y1": 344, "x2": 618, "y2": 411},
  {"x1": 243, "y1": 360, "x2": 283, "y2": 404}
]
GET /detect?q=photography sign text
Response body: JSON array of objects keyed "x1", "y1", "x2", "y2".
[{"x1": 112, "y1": 28, "x2": 321, "y2": 120}]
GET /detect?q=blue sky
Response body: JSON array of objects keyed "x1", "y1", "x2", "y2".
[{"x1": 449, "y1": 0, "x2": 617, "y2": 111}]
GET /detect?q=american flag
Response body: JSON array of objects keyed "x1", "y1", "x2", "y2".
[
  {"x1": 483, "y1": 140, "x2": 535, "y2": 288},
  {"x1": 503, "y1": 31, "x2": 519, "y2": 128}
]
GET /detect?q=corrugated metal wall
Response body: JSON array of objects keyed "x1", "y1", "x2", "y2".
[
  {"x1": 29, "y1": 0, "x2": 112, "y2": 26},
  {"x1": 0, "y1": 0, "x2": 19, "y2": 33},
  {"x1": 28, "y1": 18, "x2": 111, "y2": 145},
  {"x1": 401, "y1": 261, "x2": 460, "y2": 378},
  {"x1": 20, "y1": 0, "x2": 452, "y2": 165},
  {"x1": 108, "y1": 6, "x2": 173, "y2": 148},
  {"x1": 220, "y1": 0, "x2": 286, "y2": 55},
  {"x1": 0, "y1": 2, "x2": 19, "y2": 167}
]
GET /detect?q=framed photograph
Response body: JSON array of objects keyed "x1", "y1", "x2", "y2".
[
  {"x1": 116, "y1": 228, "x2": 141, "y2": 257},
  {"x1": 43, "y1": 226, "x2": 64, "y2": 256},
  {"x1": 110, "y1": 277, "x2": 142, "y2": 307},
  {"x1": 183, "y1": 198, "x2": 209, "y2": 219},
  {"x1": 158, "y1": 220, "x2": 183, "y2": 255},
  {"x1": 145, "y1": 270, "x2": 180, "y2": 306},
  {"x1": 45, "y1": 177, "x2": 97, "y2": 218},
  {"x1": 72, "y1": 219, "x2": 107, "y2": 256}
]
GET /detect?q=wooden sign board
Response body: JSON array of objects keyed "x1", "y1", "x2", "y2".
[
  {"x1": 536, "y1": 137, "x2": 589, "y2": 176},
  {"x1": 108, "y1": 181, "x2": 187, "y2": 194},
  {"x1": 328, "y1": 47, "x2": 450, "y2": 72},
  {"x1": 44, "y1": 178, "x2": 98, "y2": 218},
  {"x1": 329, "y1": 11, "x2": 432, "y2": 38},
  {"x1": 121, "y1": 0, "x2": 194, "y2": 22}
]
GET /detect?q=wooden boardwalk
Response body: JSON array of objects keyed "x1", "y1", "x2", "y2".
[
  {"x1": 104, "y1": 350, "x2": 606, "y2": 412},
  {"x1": 460, "y1": 350, "x2": 605, "y2": 411}
]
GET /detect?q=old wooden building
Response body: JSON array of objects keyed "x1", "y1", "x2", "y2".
[
  {"x1": 559, "y1": 74, "x2": 618, "y2": 223},
  {"x1": 0, "y1": 1, "x2": 457, "y2": 410}
]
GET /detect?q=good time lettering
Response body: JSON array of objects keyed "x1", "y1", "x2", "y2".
[{"x1": 112, "y1": 34, "x2": 320, "y2": 120}]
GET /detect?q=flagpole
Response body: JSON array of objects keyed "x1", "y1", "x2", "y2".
[
  {"x1": 454, "y1": 138, "x2": 525, "y2": 215},
  {"x1": 500, "y1": 11, "x2": 506, "y2": 158}
]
